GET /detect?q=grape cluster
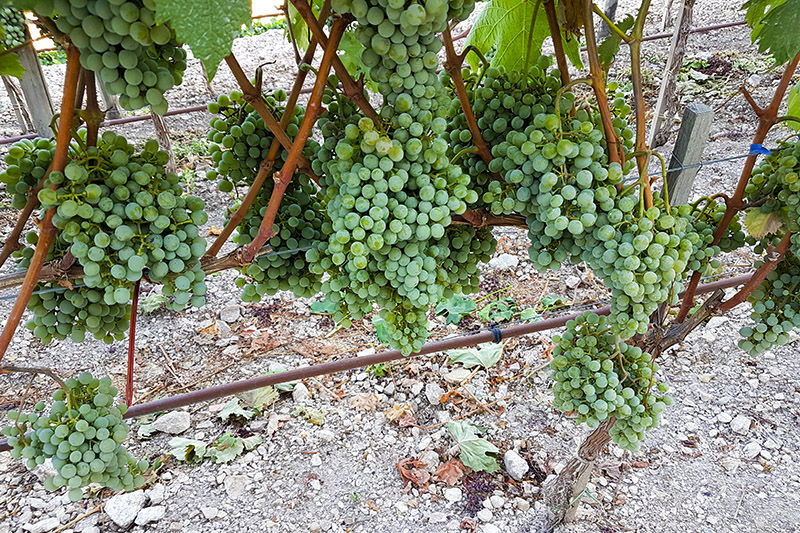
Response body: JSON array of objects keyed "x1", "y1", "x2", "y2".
[
  {"x1": 745, "y1": 140, "x2": 800, "y2": 255},
  {"x1": 206, "y1": 89, "x2": 325, "y2": 300},
  {"x1": 16, "y1": 131, "x2": 207, "y2": 343},
  {"x1": 0, "y1": 7, "x2": 26, "y2": 48},
  {"x1": 550, "y1": 312, "x2": 672, "y2": 451},
  {"x1": 333, "y1": 0, "x2": 465, "y2": 124},
  {"x1": 2, "y1": 372, "x2": 147, "y2": 500},
  {"x1": 0, "y1": 137, "x2": 56, "y2": 209},
  {"x1": 33, "y1": 0, "x2": 186, "y2": 112},
  {"x1": 739, "y1": 253, "x2": 800, "y2": 355},
  {"x1": 311, "y1": 88, "x2": 492, "y2": 353}
]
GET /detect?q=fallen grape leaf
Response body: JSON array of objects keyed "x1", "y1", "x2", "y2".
[
  {"x1": 446, "y1": 343, "x2": 504, "y2": 369},
  {"x1": 385, "y1": 403, "x2": 414, "y2": 423},
  {"x1": 197, "y1": 319, "x2": 219, "y2": 336},
  {"x1": 434, "y1": 458, "x2": 466, "y2": 486},
  {"x1": 349, "y1": 393, "x2": 380, "y2": 411},
  {"x1": 168, "y1": 437, "x2": 208, "y2": 464},
  {"x1": 141, "y1": 294, "x2": 168, "y2": 314},
  {"x1": 396, "y1": 458, "x2": 431, "y2": 488},
  {"x1": 435, "y1": 295, "x2": 477, "y2": 325},
  {"x1": 294, "y1": 405, "x2": 324, "y2": 425},
  {"x1": 446, "y1": 421, "x2": 500, "y2": 473},
  {"x1": 250, "y1": 386, "x2": 278, "y2": 411},
  {"x1": 218, "y1": 398, "x2": 255, "y2": 421}
]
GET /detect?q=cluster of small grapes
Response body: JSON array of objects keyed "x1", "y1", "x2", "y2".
[
  {"x1": 0, "y1": 137, "x2": 56, "y2": 209},
  {"x1": 2, "y1": 372, "x2": 148, "y2": 500},
  {"x1": 550, "y1": 312, "x2": 672, "y2": 451},
  {"x1": 0, "y1": 7, "x2": 27, "y2": 48},
  {"x1": 7, "y1": 131, "x2": 208, "y2": 343},
  {"x1": 745, "y1": 140, "x2": 800, "y2": 255},
  {"x1": 677, "y1": 197, "x2": 745, "y2": 276},
  {"x1": 739, "y1": 253, "x2": 800, "y2": 355},
  {"x1": 206, "y1": 90, "x2": 326, "y2": 300},
  {"x1": 33, "y1": 0, "x2": 185, "y2": 112},
  {"x1": 311, "y1": 88, "x2": 492, "y2": 354}
]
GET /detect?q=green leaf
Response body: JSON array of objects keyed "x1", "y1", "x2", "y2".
[
  {"x1": 562, "y1": 32, "x2": 583, "y2": 69},
  {"x1": 168, "y1": 437, "x2": 208, "y2": 463},
  {"x1": 479, "y1": 298, "x2": 516, "y2": 323},
  {"x1": 465, "y1": 0, "x2": 550, "y2": 72},
  {"x1": 293, "y1": 405, "x2": 324, "y2": 425},
  {"x1": 787, "y1": 82, "x2": 800, "y2": 132},
  {"x1": 250, "y1": 386, "x2": 278, "y2": 411},
  {"x1": 539, "y1": 294, "x2": 567, "y2": 310},
  {"x1": 209, "y1": 432, "x2": 245, "y2": 463},
  {"x1": 339, "y1": 30, "x2": 366, "y2": 79},
  {"x1": 372, "y1": 316, "x2": 392, "y2": 345},
  {"x1": 154, "y1": 0, "x2": 252, "y2": 80},
  {"x1": 264, "y1": 368, "x2": 296, "y2": 392},
  {"x1": 597, "y1": 15, "x2": 634, "y2": 70},
  {"x1": 446, "y1": 421, "x2": 500, "y2": 473},
  {"x1": 742, "y1": 0, "x2": 800, "y2": 64},
  {"x1": 446, "y1": 342, "x2": 504, "y2": 369},
  {"x1": 0, "y1": 52, "x2": 25, "y2": 79},
  {"x1": 519, "y1": 308, "x2": 539, "y2": 320},
  {"x1": 436, "y1": 295, "x2": 477, "y2": 325},
  {"x1": 744, "y1": 208, "x2": 784, "y2": 239},
  {"x1": 310, "y1": 300, "x2": 336, "y2": 314},
  {"x1": 218, "y1": 398, "x2": 255, "y2": 421},
  {"x1": 140, "y1": 293, "x2": 168, "y2": 314},
  {"x1": 242, "y1": 434, "x2": 262, "y2": 450},
  {"x1": 136, "y1": 422, "x2": 157, "y2": 439}
]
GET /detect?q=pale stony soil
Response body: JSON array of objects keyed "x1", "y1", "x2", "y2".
[{"x1": 1, "y1": 1, "x2": 800, "y2": 533}]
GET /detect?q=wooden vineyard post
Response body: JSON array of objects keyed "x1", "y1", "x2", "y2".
[
  {"x1": 1, "y1": 76, "x2": 34, "y2": 133},
  {"x1": 664, "y1": 102, "x2": 714, "y2": 205},
  {"x1": 647, "y1": 0, "x2": 695, "y2": 148},
  {"x1": 596, "y1": 0, "x2": 619, "y2": 40},
  {"x1": 15, "y1": 37, "x2": 55, "y2": 137}
]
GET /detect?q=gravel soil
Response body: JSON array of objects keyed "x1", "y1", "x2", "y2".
[{"x1": 1, "y1": 1, "x2": 799, "y2": 533}]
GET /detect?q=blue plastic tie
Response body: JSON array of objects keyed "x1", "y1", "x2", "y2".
[{"x1": 749, "y1": 144, "x2": 772, "y2": 156}]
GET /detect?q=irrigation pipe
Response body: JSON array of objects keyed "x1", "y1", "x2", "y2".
[{"x1": 0, "y1": 272, "x2": 749, "y2": 452}]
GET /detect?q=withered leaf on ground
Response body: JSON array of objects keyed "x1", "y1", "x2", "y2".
[
  {"x1": 434, "y1": 458, "x2": 466, "y2": 486},
  {"x1": 250, "y1": 330, "x2": 283, "y2": 352},
  {"x1": 385, "y1": 403, "x2": 414, "y2": 423},
  {"x1": 197, "y1": 320, "x2": 219, "y2": 336},
  {"x1": 349, "y1": 392, "x2": 380, "y2": 411},
  {"x1": 396, "y1": 458, "x2": 430, "y2": 488}
]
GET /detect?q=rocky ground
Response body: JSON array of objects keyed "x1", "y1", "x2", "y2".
[{"x1": 1, "y1": 1, "x2": 800, "y2": 533}]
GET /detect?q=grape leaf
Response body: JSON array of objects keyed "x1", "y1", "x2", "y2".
[
  {"x1": 446, "y1": 342, "x2": 504, "y2": 369},
  {"x1": 349, "y1": 392, "x2": 380, "y2": 411},
  {"x1": 209, "y1": 432, "x2": 244, "y2": 463},
  {"x1": 435, "y1": 295, "x2": 477, "y2": 325},
  {"x1": 140, "y1": 293, "x2": 168, "y2": 314},
  {"x1": 339, "y1": 30, "x2": 365, "y2": 79},
  {"x1": 372, "y1": 316, "x2": 392, "y2": 344},
  {"x1": 742, "y1": 0, "x2": 800, "y2": 64},
  {"x1": 0, "y1": 52, "x2": 25, "y2": 79},
  {"x1": 249, "y1": 385, "x2": 278, "y2": 411},
  {"x1": 787, "y1": 82, "x2": 800, "y2": 132},
  {"x1": 446, "y1": 421, "x2": 500, "y2": 473},
  {"x1": 465, "y1": 0, "x2": 550, "y2": 73},
  {"x1": 310, "y1": 300, "x2": 336, "y2": 314},
  {"x1": 744, "y1": 208, "x2": 784, "y2": 239},
  {"x1": 154, "y1": 0, "x2": 252, "y2": 80},
  {"x1": 597, "y1": 15, "x2": 635, "y2": 70},
  {"x1": 168, "y1": 437, "x2": 208, "y2": 464},
  {"x1": 434, "y1": 458, "x2": 466, "y2": 486},
  {"x1": 218, "y1": 398, "x2": 255, "y2": 421}
]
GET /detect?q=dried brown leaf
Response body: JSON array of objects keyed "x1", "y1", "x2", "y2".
[
  {"x1": 197, "y1": 320, "x2": 219, "y2": 336},
  {"x1": 434, "y1": 458, "x2": 466, "y2": 486},
  {"x1": 208, "y1": 225, "x2": 222, "y2": 236},
  {"x1": 385, "y1": 403, "x2": 414, "y2": 423},
  {"x1": 349, "y1": 393, "x2": 379, "y2": 411},
  {"x1": 396, "y1": 458, "x2": 430, "y2": 488},
  {"x1": 251, "y1": 331, "x2": 283, "y2": 352}
]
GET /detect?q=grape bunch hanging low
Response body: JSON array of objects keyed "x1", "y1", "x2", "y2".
[
  {"x1": 0, "y1": 7, "x2": 27, "y2": 48},
  {"x1": 2, "y1": 372, "x2": 148, "y2": 500},
  {"x1": 32, "y1": 0, "x2": 186, "y2": 113}
]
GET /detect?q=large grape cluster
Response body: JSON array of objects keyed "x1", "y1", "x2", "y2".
[
  {"x1": 0, "y1": 137, "x2": 56, "y2": 209},
  {"x1": 33, "y1": 0, "x2": 185, "y2": 112},
  {"x1": 550, "y1": 312, "x2": 672, "y2": 451},
  {"x1": 13, "y1": 131, "x2": 208, "y2": 343},
  {"x1": 206, "y1": 89, "x2": 326, "y2": 300},
  {"x1": 0, "y1": 7, "x2": 26, "y2": 48},
  {"x1": 310, "y1": 88, "x2": 492, "y2": 353},
  {"x1": 2, "y1": 372, "x2": 147, "y2": 500}
]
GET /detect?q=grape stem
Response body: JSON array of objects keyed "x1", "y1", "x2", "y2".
[
  {"x1": 442, "y1": 25, "x2": 499, "y2": 177},
  {"x1": 580, "y1": 0, "x2": 622, "y2": 168},
  {"x1": 0, "y1": 364, "x2": 67, "y2": 391},
  {"x1": 676, "y1": 50, "x2": 800, "y2": 323},
  {"x1": 242, "y1": 16, "x2": 350, "y2": 264},
  {"x1": 0, "y1": 45, "x2": 82, "y2": 365},
  {"x1": 82, "y1": 70, "x2": 103, "y2": 148},
  {"x1": 223, "y1": 54, "x2": 320, "y2": 182},
  {"x1": 523, "y1": 0, "x2": 544, "y2": 76},
  {"x1": 627, "y1": 0, "x2": 654, "y2": 209},
  {"x1": 544, "y1": 0, "x2": 571, "y2": 86},
  {"x1": 204, "y1": 0, "x2": 332, "y2": 259},
  {"x1": 288, "y1": 0, "x2": 381, "y2": 123},
  {"x1": 0, "y1": 174, "x2": 46, "y2": 269},
  {"x1": 126, "y1": 280, "x2": 141, "y2": 407},
  {"x1": 282, "y1": 0, "x2": 302, "y2": 66},
  {"x1": 628, "y1": 150, "x2": 670, "y2": 214}
]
